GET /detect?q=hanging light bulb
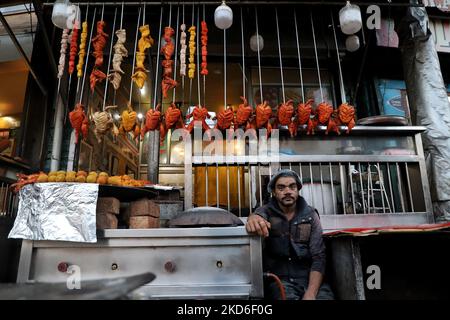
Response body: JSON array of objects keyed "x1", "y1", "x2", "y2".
[
  {"x1": 214, "y1": 1, "x2": 233, "y2": 30},
  {"x1": 339, "y1": 1, "x2": 362, "y2": 35},
  {"x1": 52, "y1": 0, "x2": 72, "y2": 29},
  {"x1": 345, "y1": 35, "x2": 360, "y2": 52},
  {"x1": 250, "y1": 33, "x2": 264, "y2": 52}
]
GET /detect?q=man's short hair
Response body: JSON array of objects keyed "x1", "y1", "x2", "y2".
[{"x1": 267, "y1": 169, "x2": 303, "y2": 193}]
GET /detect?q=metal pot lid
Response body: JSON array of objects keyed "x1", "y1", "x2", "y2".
[
  {"x1": 356, "y1": 115, "x2": 408, "y2": 126},
  {"x1": 168, "y1": 206, "x2": 244, "y2": 228}
]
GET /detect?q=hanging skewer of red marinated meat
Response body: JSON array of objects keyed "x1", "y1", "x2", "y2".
[
  {"x1": 161, "y1": 26, "x2": 178, "y2": 98},
  {"x1": 200, "y1": 20, "x2": 208, "y2": 76},
  {"x1": 68, "y1": 26, "x2": 79, "y2": 75},
  {"x1": 89, "y1": 20, "x2": 109, "y2": 92}
]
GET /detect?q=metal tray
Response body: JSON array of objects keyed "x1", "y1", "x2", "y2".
[
  {"x1": 98, "y1": 185, "x2": 157, "y2": 202},
  {"x1": 356, "y1": 115, "x2": 408, "y2": 126}
]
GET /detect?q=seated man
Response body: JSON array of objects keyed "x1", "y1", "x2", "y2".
[{"x1": 246, "y1": 169, "x2": 334, "y2": 300}]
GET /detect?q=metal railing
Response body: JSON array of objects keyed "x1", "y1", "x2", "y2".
[{"x1": 0, "y1": 181, "x2": 19, "y2": 218}]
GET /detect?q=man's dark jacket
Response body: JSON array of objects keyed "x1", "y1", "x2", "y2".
[{"x1": 254, "y1": 196, "x2": 326, "y2": 279}]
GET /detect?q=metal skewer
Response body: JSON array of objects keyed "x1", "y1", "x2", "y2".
[
  {"x1": 255, "y1": 7, "x2": 263, "y2": 104},
  {"x1": 197, "y1": 6, "x2": 201, "y2": 107},
  {"x1": 188, "y1": 3, "x2": 194, "y2": 107},
  {"x1": 275, "y1": 8, "x2": 285, "y2": 104},
  {"x1": 128, "y1": 7, "x2": 142, "y2": 104},
  {"x1": 78, "y1": 7, "x2": 97, "y2": 105},
  {"x1": 152, "y1": 6, "x2": 163, "y2": 108},
  {"x1": 330, "y1": 11, "x2": 346, "y2": 104},
  {"x1": 240, "y1": 6, "x2": 246, "y2": 100},
  {"x1": 294, "y1": 9, "x2": 304, "y2": 103},
  {"x1": 172, "y1": 5, "x2": 180, "y2": 103},
  {"x1": 102, "y1": 6, "x2": 118, "y2": 111},
  {"x1": 310, "y1": 11, "x2": 324, "y2": 102}
]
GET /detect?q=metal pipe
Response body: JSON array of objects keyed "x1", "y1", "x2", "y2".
[
  {"x1": 309, "y1": 163, "x2": 314, "y2": 208},
  {"x1": 349, "y1": 163, "x2": 356, "y2": 214},
  {"x1": 329, "y1": 163, "x2": 336, "y2": 215},
  {"x1": 205, "y1": 164, "x2": 208, "y2": 206},
  {"x1": 387, "y1": 163, "x2": 395, "y2": 212},
  {"x1": 339, "y1": 162, "x2": 345, "y2": 214},
  {"x1": 227, "y1": 165, "x2": 230, "y2": 211},
  {"x1": 0, "y1": 11, "x2": 47, "y2": 95},
  {"x1": 43, "y1": 2, "x2": 424, "y2": 7},
  {"x1": 319, "y1": 163, "x2": 325, "y2": 214},
  {"x1": 216, "y1": 163, "x2": 219, "y2": 208},
  {"x1": 358, "y1": 163, "x2": 366, "y2": 214},
  {"x1": 248, "y1": 164, "x2": 252, "y2": 213},
  {"x1": 405, "y1": 162, "x2": 414, "y2": 212},
  {"x1": 396, "y1": 162, "x2": 406, "y2": 213},
  {"x1": 258, "y1": 164, "x2": 263, "y2": 207},
  {"x1": 237, "y1": 165, "x2": 242, "y2": 217},
  {"x1": 376, "y1": 163, "x2": 386, "y2": 213}
]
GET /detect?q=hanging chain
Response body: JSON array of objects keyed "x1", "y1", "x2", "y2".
[
  {"x1": 255, "y1": 7, "x2": 263, "y2": 104},
  {"x1": 330, "y1": 11, "x2": 346, "y2": 104},
  {"x1": 102, "y1": 6, "x2": 118, "y2": 111},
  {"x1": 128, "y1": 6, "x2": 142, "y2": 103},
  {"x1": 275, "y1": 8, "x2": 285, "y2": 104},
  {"x1": 310, "y1": 11, "x2": 324, "y2": 102},
  {"x1": 294, "y1": 9, "x2": 304, "y2": 103}
]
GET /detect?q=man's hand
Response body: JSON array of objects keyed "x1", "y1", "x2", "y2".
[
  {"x1": 302, "y1": 290, "x2": 316, "y2": 300},
  {"x1": 246, "y1": 214, "x2": 271, "y2": 237}
]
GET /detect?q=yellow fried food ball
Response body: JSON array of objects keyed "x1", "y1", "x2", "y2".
[
  {"x1": 77, "y1": 171, "x2": 87, "y2": 177},
  {"x1": 48, "y1": 175, "x2": 57, "y2": 182},
  {"x1": 99, "y1": 172, "x2": 108, "y2": 177},
  {"x1": 56, "y1": 174, "x2": 66, "y2": 182},
  {"x1": 75, "y1": 175, "x2": 86, "y2": 183},
  {"x1": 97, "y1": 175, "x2": 108, "y2": 184},
  {"x1": 86, "y1": 174, "x2": 97, "y2": 183},
  {"x1": 48, "y1": 171, "x2": 57, "y2": 177},
  {"x1": 37, "y1": 173, "x2": 48, "y2": 183}
]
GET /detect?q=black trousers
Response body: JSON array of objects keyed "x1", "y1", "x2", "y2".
[{"x1": 265, "y1": 277, "x2": 335, "y2": 300}]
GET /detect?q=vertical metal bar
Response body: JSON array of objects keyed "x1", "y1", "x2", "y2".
[
  {"x1": 358, "y1": 163, "x2": 366, "y2": 214},
  {"x1": 396, "y1": 162, "x2": 406, "y2": 213},
  {"x1": 319, "y1": 163, "x2": 325, "y2": 214},
  {"x1": 0, "y1": 183, "x2": 4, "y2": 216},
  {"x1": 248, "y1": 164, "x2": 252, "y2": 213},
  {"x1": 289, "y1": 162, "x2": 292, "y2": 171},
  {"x1": 237, "y1": 165, "x2": 242, "y2": 217},
  {"x1": 299, "y1": 163, "x2": 303, "y2": 183},
  {"x1": 269, "y1": 164, "x2": 272, "y2": 178},
  {"x1": 387, "y1": 162, "x2": 396, "y2": 213},
  {"x1": 258, "y1": 164, "x2": 263, "y2": 207},
  {"x1": 7, "y1": 191, "x2": 13, "y2": 216},
  {"x1": 376, "y1": 163, "x2": 386, "y2": 214},
  {"x1": 216, "y1": 164, "x2": 219, "y2": 208},
  {"x1": 405, "y1": 162, "x2": 414, "y2": 212},
  {"x1": 205, "y1": 165, "x2": 208, "y2": 206},
  {"x1": 2, "y1": 183, "x2": 7, "y2": 215},
  {"x1": 367, "y1": 163, "x2": 374, "y2": 213},
  {"x1": 227, "y1": 165, "x2": 231, "y2": 212},
  {"x1": 348, "y1": 163, "x2": 356, "y2": 214},
  {"x1": 329, "y1": 163, "x2": 336, "y2": 215},
  {"x1": 309, "y1": 163, "x2": 314, "y2": 207},
  {"x1": 339, "y1": 163, "x2": 346, "y2": 215}
]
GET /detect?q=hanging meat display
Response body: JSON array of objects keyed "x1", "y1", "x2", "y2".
[
  {"x1": 316, "y1": 101, "x2": 334, "y2": 135},
  {"x1": 200, "y1": 21, "x2": 208, "y2": 76},
  {"x1": 161, "y1": 26, "x2": 178, "y2": 98},
  {"x1": 57, "y1": 29, "x2": 70, "y2": 78},
  {"x1": 274, "y1": 99, "x2": 294, "y2": 128},
  {"x1": 255, "y1": 101, "x2": 273, "y2": 136},
  {"x1": 77, "y1": 21, "x2": 88, "y2": 77},
  {"x1": 295, "y1": 99, "x2": 316, "y2": 135},
  {"x1": 108, "y1": 29, "x2": 128, "y2": 90},
  {"x1": 160, "y1": 102, "x2": 184, "y2": 143},
  {"x1": 326, "y1": 110, "x2": 341, "y2": 135},
  {"x1": 234, "y1": 96, "x2": 253, "y2": 129},
  {"x1": 69, "y1": 103, "x2": 88, "y2": 144},
  {"x1": 91, "y1": 105, "x2": 117, "y2": 143},
  {"x1": 68, "y1": 27, "x2": 79, "y2": 75},
  {"x1": 214, "y1": 106, "x2": 234, "y2": 131},
  {"x1": 132, "y1": 24, "x2": 154, "y2": 89},
  {"x1": 119, "y1": 102, "x2": 140, "y2": 139},
  {"x1": 89, "y1": 20, "x2": 109, "y2": 92},
  {"x1": 188, "y1": 25, "x2": 196, "y2": 79},
  {"x1": 338, "y1": 102, "x2": 356, "y2": 133},
  {"x1": 186, "y1": 104, "x2": 210, "y2": 133},
  {"x1": 180, "y1": 23, "x2": 187, "y2": 77},
  {"x1": 141, "y1": 104, "x2": 163, "y2": 138}
]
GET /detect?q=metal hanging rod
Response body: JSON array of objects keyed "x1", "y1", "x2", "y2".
[{"x1": 43, "y1": 1, "x2": 423, "y2": 7}]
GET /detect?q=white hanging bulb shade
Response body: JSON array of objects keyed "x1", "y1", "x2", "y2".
[
  {"x1": 250, "y1": 33, "x2": 264, "y2": 52},
  {"x1": 339, "y1": 1, "x2": 362, "y2": 35},
  {"x1": 67, "y1": 3, "x2": 81, "y2": 29},
  {"x1": 345, "y1": 35, "x2": 360, "y2": 52},
  {"x1": 214, "y1": 1, "x2": 233, "y2": 30},
  {"x1": 51, "y1": 0, "x2": 72, "y2": 29}
]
